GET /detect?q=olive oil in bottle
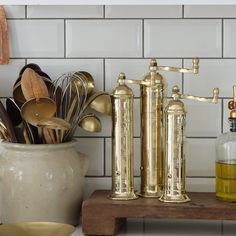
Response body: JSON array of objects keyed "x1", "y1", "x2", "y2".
[
  {"x1": 216, "y1": 86, "x2": 236, "y2": 202},
  {"x1": 216, "y1": 161, "x2": 236, "y2": 202}
]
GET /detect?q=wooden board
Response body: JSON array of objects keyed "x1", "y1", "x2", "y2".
[{"x1": 82, "y1": 190, "x2": 236, "y2": 235}]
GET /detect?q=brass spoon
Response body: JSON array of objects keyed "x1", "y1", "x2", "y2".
[
  {"x1": 37, "y1": 117, "x2": 71, "y2": 131},
  {"x1": 21, "y1": 98, "x2": 57, "y2": 127},
  {"x1": 89, "y1": 93, "x2": 112, "y2": 116},
  {"x1": 78, "y1": 113, "x2": 101, "y2": 133}
]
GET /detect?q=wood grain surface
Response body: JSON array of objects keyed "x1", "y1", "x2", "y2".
[{"x1": 82, "y1": 190, "x2": 236, "y2": 235}]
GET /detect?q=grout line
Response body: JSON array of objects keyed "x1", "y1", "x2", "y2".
[
  {"x1": 221, "y1": 220, "x2": 224, "y2": 236},
  {"x1": 10, "y1": 57, "x2": 236, "y2": 60},
  {"x1": 25, "y1": 5, "x2": 27, "y2": 19},
  {"x1": 221, "y1": 19, "x2": 224, "y2": 58},
  {"x1": 182, "y1": 58, "x2": 184, "y2": 92},
  {"x1": 103, "y1": 58, "x2": 106, "y2": 90},
  {"x1": 142, "y1": 19, "x2": 144, "y2": 58},
  {"x1": 221, "y1": 99, "x2": 224, "y2": 133},
  {"x1": 103, "y1": 5, "x2": 105, "y2": 18},
  {"x1": 103, "y1": 138, "x2": 106, "y2": 177},
  {"x1": 64, "y1": 19, "x2": 66, "y2": 58},
  {"x1": 6, "y1": 17, "x2": 236, "y2": 20},
  {"x1": 182, "y1": 5, "x2": 184, "y2": 19}
]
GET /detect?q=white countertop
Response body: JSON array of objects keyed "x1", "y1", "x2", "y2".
[{"x1": 72, "y1": 218, "x2": 235, "y2": 236}]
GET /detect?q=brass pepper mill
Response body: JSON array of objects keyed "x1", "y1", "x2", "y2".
[
  {"x1": 159, "y1": 85, "x2": 219, "y2": 203},
  {"x1": 108, "y1": 72, "x2": 138, "y2": 200}
]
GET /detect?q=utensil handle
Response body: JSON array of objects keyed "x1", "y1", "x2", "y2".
[{"x1": 0, "y1": 6, "x2": 9, "y2": 64}]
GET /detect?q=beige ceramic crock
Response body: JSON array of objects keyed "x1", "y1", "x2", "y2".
[{"x1": 0, "y1": 140, "x2": 89, "y2": 225}]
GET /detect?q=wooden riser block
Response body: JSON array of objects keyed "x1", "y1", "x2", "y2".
[{"x1": 82, "y1": 190, "x2": 236, "y2": 236}]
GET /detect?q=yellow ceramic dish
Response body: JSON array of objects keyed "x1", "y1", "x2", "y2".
[{"x1": 0, "y1": 222, "x2": 75, "y2": 236}]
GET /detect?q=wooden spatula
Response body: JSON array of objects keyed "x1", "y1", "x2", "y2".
[{"x1": 0, "y1": 6, "x2": 9, "y2": 64}]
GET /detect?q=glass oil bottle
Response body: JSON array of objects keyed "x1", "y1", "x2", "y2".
[{"x1": 216, "y1": 86, "x2": 236, "y2": 202}]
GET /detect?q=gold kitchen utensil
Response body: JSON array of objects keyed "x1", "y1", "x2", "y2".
[
  {"x1": 122, "y1": 58, "x2": 199, "y2": 198},
  {"x1": 108, "y1": 72, "x2": 138, "y2": 201},
  {"x1": 6, "y1": 98, "x2": 35, "y2": 144},
  {"x1": 0, "y1": 121, "x2": 11, "y2": 142},
  {"x1": 0, "y1": 222, "x2": 75, "y2": 236},
  {"x1": 42, "y1": 128, "x2": 56, "y2": 144},
  {"x1": 21, "y1": 98, "x2": 57, "y2": 127},
  {"x1": 37, "y1": 117, "x2": 71, "y2": 130},
  {"x1": 159, "y1": 85, "x2": 219, "y2": 203},
  {"x1": 78, "y1": 113, "x2": 101, "y2": 132},
  {"x1": 21, "y1": 68, "x2": 49, "y2": 100},
  {"x1": 0, "y1": 6, "x2": 9, "y2": 64},
  {"x1": 0, "y1": 101, "x2": 17, "y2": 142},
  {"x1": 72, "y1": 71, "x2": 95, "y2": 95},
  {"x1": 89, "y1": 93, "x2": 112, "y2": 116}
]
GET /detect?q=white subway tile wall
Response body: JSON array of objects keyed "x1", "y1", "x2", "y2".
[{"x1": 1, "y1": 6, "x2": 236, "y2": 214}]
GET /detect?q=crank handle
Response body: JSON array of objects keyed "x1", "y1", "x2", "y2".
[
  {"x1": 181, "y1": 88, "x2": 219, "y2": 104},
  {"x1": 158, "y1": 58, "x2": 199, "y2": 74}
]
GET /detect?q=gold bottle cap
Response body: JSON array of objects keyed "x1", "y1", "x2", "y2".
[
  {"x1": 112, "y1": 72, "x2": 133, "y2": 96},
  {"x1": 229, "y1": 86, "x2": 236, "y2": 118}
]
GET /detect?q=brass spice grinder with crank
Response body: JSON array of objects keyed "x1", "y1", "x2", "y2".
[{"x1": 159, "y1": 85, "x2": 219, "y2": 203}]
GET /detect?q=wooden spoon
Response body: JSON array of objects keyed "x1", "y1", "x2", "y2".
[
  {"x1": 21, "y1": 68, "x2": 49, "y2": 100},
  {"x1": 0, "y1": 6, "x2": 9, "y2": 64}
]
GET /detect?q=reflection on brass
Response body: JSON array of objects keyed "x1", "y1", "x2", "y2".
[
  {"x1": 159, "y1": 85, "x2": 219, "y2": 203},
  {"x1": 0, "y1": 222, "x2": 75, "y2": 236},
  {"x1": 108, "y1": 73, "x2": 138, "y2": 200},
  {"x1": 138, "y1": 59, "x2": 167, "y2": 197}
]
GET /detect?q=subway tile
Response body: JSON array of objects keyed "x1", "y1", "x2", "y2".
[
  {"x1": 144, "y1": 219, "x2": 221, "y2": 236},
  {"x1": 184, "y1": 59, "x2": 236, "y2": 97},
  {"x1": 186, "y1": 177, "x2": 215, "y2": 192},
  {"x1": 144, "y1": 20, "x2": 221, "y2": 58},
  {"x1": 224, "y1": 20, "x2": 236, "y2": 57},
  {"x1": 75, "y1": 138, "x2": 104, "y2": 176},
  {"x1": 0, "y1": 59, "x2": 25, "y2": 97},
  {"x1": 84, "y1": 177, "x2": 140, "y2": 199},
  {"x1": 105, "y1": 59, "x2": 182, "y2": 97},
  {"x1": 27, "y1": 5, "x2": 103, "y2": 18},
  {"x1": 4, "y1": 6, "x2": 25, "y2": 18},
  {"x1": 27, "y1": 59, "x2": 104, "y2": 90},
  {"x1": 184, "y1": 5, "x2": 236, "y2": 18},
  {"x1": 105, "y1": 138, "x2": 141, "y2": 177},
  {"x1": 105, "y1": 5, "x2": 182, "y2": 18},
  {"x1": 223, "y1": 99, "x2": 231, "y2": 133},
  {"x1": 84, "y1": 177, "x2": 111, "y2": 199},
  {"x1": 9, "y1": 20, "x2": 64, "y2": 58},
  {"x1": 186, "y1": 138, "x2": 216, "y2": 177},
  {"x1": 66, "y1": 20, "x2": 142, "y2": 58},
  {"x1": 223, "y1": 221, "x2": 236, "y2": 236},
  {"x1": 185, "y1": 99, "x2": 221, "y2": 137}
]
